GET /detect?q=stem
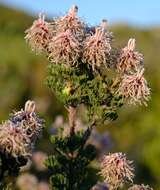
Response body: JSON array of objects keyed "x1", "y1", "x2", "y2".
[
  {"x1": 110, "y1": 77, "x2": 120, "y2": 89},
  {"x1": 68, "y1": 106, "x2": 77, "y2": 136}
]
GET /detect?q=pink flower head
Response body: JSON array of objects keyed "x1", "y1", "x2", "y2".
[
  {"x1": 25, "y1": 13, "x2": 52, "y2": 53},
  {"x1": 48, "y1": 29, "x2": 81, "y2": 65},
  {"x1": 117, "y1": 38, "x2": 143, "y2": 73},
  {"x1": 55, "y1": 5, "x2": 85, "y2": 40},
  {"x1": 99, "y1": 152, "x2": 134, "y2": 189},
  {"x1": 119, "y1": 69, "x2": 150, "y2": 106},
  {"x1": 0, "y1": 121, "x2": 30, "y2": 157},
  {"x1": 83, "y1": 27, "x2": 111, "y2": 70}
]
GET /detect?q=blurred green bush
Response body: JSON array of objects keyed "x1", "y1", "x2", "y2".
[{"x1": 0, "y1": 4, "x2": 160, "y2": 188}]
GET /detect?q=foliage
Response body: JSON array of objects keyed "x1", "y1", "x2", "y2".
[
  {"x1": 46, "y1": 63, "x2": 123, "y2": 122},
  {"x1": 45, "y1": 128, "x2": 97, "y2": 190}
]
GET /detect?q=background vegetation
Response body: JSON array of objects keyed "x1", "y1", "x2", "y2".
[{"x1": 0, "y1": 4, "x2": 160, "y2": 188}]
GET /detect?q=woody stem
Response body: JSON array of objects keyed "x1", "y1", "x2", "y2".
[{"x1": 68, "y1": 106, "x2": 77, "y2": 136}]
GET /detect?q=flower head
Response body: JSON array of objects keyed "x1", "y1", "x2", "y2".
[
  {"x1": 128, "y1": 184, "x2": 153, "y2": 190},
  {"x1": 0, "y1": 121, "x2": 30, "y2": 157},
  {"x1": 25, "y1": 13, "x2": 52, "y2": 53},
  {"x1": 118, "y1": 69, "x2": 150, "y2": 106},
  {"x1": 99, "y1": 152, "x2": 134, "y2": 189},
  {"x1": 0, "y1": 100, "x2": 44, "y2": 158},
  {"x1": 55, "y1": 5, "x2": 85, "y2": 40},
  {"x1": 10, "y1": 100, "x2": 44, "y2": 141},
  {"x1": 83, "y1": 27, "x2": 111, "y2": 70},
  {"x1": 117, "y1": 38, "x2": 143, "y2": 73},
  {"x1": 48, "y1": 29, "x2": 81, "y2": 65}
]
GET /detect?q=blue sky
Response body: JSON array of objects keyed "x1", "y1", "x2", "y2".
[{"x1": 1, "y1": 0, "x2": 160, "y2": 27}]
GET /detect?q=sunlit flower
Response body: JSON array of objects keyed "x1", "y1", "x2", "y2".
[
  {"x1": 117, "y1": 38, "x2": 143, "y2": 73},
  {"x1": 99, "y1": 152, "x2": 134, "y2": 189},
  {"x1": 48, "y1": 29, "x2": 81, "y2": 65},
  {"x1": 118, "y1": 69, "x2": 150, "y2": 106},
  {"x1": 83, "y1": 27, "x2": 111, "y2": 70},
  {"x1": 32, "y1": 151, "x2": 47, "y2": 171},
  {"x1": 25, "y1": 13, "x2": 52, "y2": 53},
  {"x1": 128, "y1": 184, "x2": 153, "y2": 190},
  {"x1": 16, "y1": 173, "x2": 38, "y2": 190},
  {"x1": 55, "y1": 5, "x2": 85, "y2": 40}
]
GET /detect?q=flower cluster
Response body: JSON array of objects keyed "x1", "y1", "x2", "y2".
[
  {"x1": 117, "y1": 39, "x2": 143, "y2": 74},
  {"x1": 118, "y1": 69, "x2": 150, "y2": 106},
  {"x1": 25, "y1": 5, "x2": 112, "y2": 68},
  {"x1": 128, "y1": 184, "x2": 153, "y2": 190},
  {"x1": 0, "y1": 100, "x2": 44, "y2": 158},
  {"x1": 25, "y1": 14, "x2": 52, "y2": 53},
  {"x1": 48, "y1": 29, "x2": 81, "y2": 65},
  {"x1": 99, "y1": 152, "x2": 134, "y2": 189},
  {"x1": 55, "y1": 5, "x2": 85, "y2": 39},
  {"x1": 0, "y1": 121, "x2": 29, "y2": 158},
  {"x1": 25, "y1": 5, "x2": 150, "y2": 107},
  {"x1": 83, "y1": 26, "x2": 111, "y2": 70},
  {"x1": 117, "y1": 39, "x2": 150, "y2": 105}
]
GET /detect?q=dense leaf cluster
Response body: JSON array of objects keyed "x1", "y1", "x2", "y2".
[
  {"x1": 45, "y1": 128, "x2": 98, "y2": 190},
  {"x1": 47, "y1": 63, "x2": 123, "y2": 122}
]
